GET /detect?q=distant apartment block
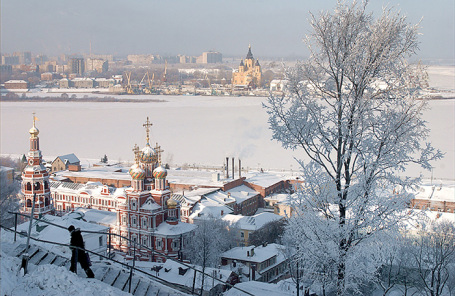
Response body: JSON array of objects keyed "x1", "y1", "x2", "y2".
[
  {"x1": 1, "y1": 55, "x2": 19, "y2": 65},
  {"x1": 197, "y1": 51, "x2": 222, "y2": 64},
  {"x1": 85, "y1": 54, "x2": 114, "y2": 62},
  {"x1": 39, "y1": 61, "x2": 58, "y2": 73},
  {"x1": 59, "y1": 77, "x2": 114, "y2": 88},
  {"x1": 127, "y1": 54, "x2": 157, "y2": 65},
  {"x1": 72, "y1": 77, "x2": 94, "y2": 88},
  {"x1": 33, "y1": 55, "x2": 48, "y2": 65},
  {"x1": 68, "y1": 58, "x2": 85, "y2": 76},
  {"x1": 203, "y1": 51, "x2": 222, "y2": 63},
  {"x1": 13, "y1": 51, "x2": 32, "y2": 64},
  {"x1": 178, "y1": 55, "x2": 196, "y2": 64},
  {"x1": 94, "y1": 78, "x2": 115, "y2": 88},
  {"x1": 85, "y1": 58, "x2": 108, "y2": 73}
]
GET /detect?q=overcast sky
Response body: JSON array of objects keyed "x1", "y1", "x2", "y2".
[{"x1": 1, "y1": 0, "x2": 454, "y2": 61}]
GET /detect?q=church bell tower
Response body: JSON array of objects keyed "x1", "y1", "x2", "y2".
[{"x1": 21, "y1": 114, "x2": 53, "y2": 218}]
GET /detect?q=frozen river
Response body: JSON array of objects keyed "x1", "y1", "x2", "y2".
[{"x1": 1, "y1": 95, "x2": 454, "y2": 180}]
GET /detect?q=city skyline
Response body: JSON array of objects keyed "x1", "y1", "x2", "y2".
[{"x1": 1, "y1": 0, "x2": 454, "y2": 61}]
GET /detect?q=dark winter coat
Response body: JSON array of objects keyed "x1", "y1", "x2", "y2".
[{"x1": 69, "y1": 228, "x2": 90, "y2": 271}]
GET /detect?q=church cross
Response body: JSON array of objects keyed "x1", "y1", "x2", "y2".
[
  {"x1": 132, "y1": 144, "x2": 140, "y2": 163},
  {"x1": 143, "y1": 117, "x2": 153, "y2": 144},
  {"x1": 154, "y1": 143, "x2": 164, "y2": 165}
]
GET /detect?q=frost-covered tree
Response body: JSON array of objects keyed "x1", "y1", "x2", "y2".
[
  {"x1": 248, "y1": 219, "x2": 286, "y2": 246},
  {"x1": 183, "y1": 217, "x2": 234, "y2": 295},
  {"x1": 406, "y1": 221, "x2": 455, "y2": 296},
  {"x1": 265, "y1": 1, "x2": 442, "y2": 294}
]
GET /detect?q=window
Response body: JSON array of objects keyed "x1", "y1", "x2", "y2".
[
  {"x1": 142, "y1": 218, "x2": 147, "y2": 229},
  {"x1": 132, "y1": 217, "x2": 136, "y2": 226},
  {"x1": 122, "y1": 216, "x2": 126, "y2": 225},
  {"x1": 156, "y1": 239, "x2": 162, "y2": 250},
  {"x1": 99, "y1": 236, "x2": 103, "y2": 247},
  {"x1": 171, "y1": 240, "x2": 179, "y2": 250},
  {"x1": 240, "y1": 232, "x2": 244, "y2": 238}
]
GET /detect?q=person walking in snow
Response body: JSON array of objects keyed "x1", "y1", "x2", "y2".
[{"x1": 68, "y1": 225, "x2": 95, "y2": 278}]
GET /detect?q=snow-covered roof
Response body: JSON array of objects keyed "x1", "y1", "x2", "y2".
[
  {"x1": 140, "y1": 198, "x2": 161, "y2": 211},
  {"x1": 172, "y1": 187, "x2": 219, "y2": 206},
  {"x1": 204, "y1": 190, "x2": 236, "y2": 205},
  {"x1": 55, "y1": 153, "x2": 80, "y2": 164},
  {"x1": 221, "y1": 243, "x2": 285, "y2": 264},
  {"x1": 72, "y1": 207, "x2": 117, "y2": 226},
  {"x1": 5, "y1": 80, "x2": 28, "y2": 83},
  {"x1": 56, "y1": 166, "x2": 131, "y2": 181},
  {"x1": 189, "y1": 198, "x2": 233, "y2": 220},
  {"x1": 166, "y1": 169, "x2": 233, "y2": 188},
  {"x1": 403, "y1": 209, "x2": 455, "y2": 231},
  {"x1": 224, "y1": 281, "x2": 294, "y2": 296},
  {"x1": 154, "y1": 221, "x2": 197, "y2": 236},
  {"x1": 72, "y1": 77, "x2": 94, "y2": 81},
  {"x1": 222, "y1": 212, "x2": 283, "y2": 231},
  {"x1": 94, "y1": 78, "x2": 114, "y2": 82},
  {"x1": 243, "y1": 172, "x2": 287, "y2": 188},
  {"x1": 225, "y1": 184, "x2": 260, "y2": 203},
  {"x1": 50, "y1": 181, "x2": 121, "y2": 200},
  {"x1": 264, "y1": 193, "x2": 290, "y2": 203},
  {"x1": 411, "y1": 180, "x2": 455, "y2": 202}
]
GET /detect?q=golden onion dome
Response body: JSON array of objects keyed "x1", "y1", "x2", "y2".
[
  {"x1": 29, "y1": 125, "x2": 39, "y2": 138},
  {"x1": 166, "y1": 199, "x2": 178, "y2": 209}
]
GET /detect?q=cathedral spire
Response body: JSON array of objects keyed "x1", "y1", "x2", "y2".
[{"x1": 246, "y1": 44, "x2": 254, "y2": 60}]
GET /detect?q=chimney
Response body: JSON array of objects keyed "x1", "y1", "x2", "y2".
[
  {"x1": 232, "y1": 157, "x2": 235, "y2": 179},
  {"x1": 226, "y1": 157, "x2": 229, "y2": 179},
  {"x1": 239, "y1": 159, "x2": 241, "y2": 178}
]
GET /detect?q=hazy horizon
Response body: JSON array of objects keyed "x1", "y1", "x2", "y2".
[{"x1": 1, "y1": 0, "x2": 454, "y2": 61}]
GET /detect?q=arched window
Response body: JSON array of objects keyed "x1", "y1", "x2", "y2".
[
  {"x1": 44, "y1": 181, "x2": 49, "y2": 190},
  {"x1": 45, "y1": 198, "x2": 49, "y2": 206},
  {"x1": 26, "y1": 183, "x2": 31, "y2": 191},
  {"x1": 26, "y1": 199, "x2": 32, "y2": 207},
  {"x1": 34, "y1": 182, "x2": 41, "y2": 191}
]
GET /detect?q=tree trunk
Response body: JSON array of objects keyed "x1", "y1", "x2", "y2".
[{"x1": 337, "y1": 246, "x2": 346, "y2": 295}]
